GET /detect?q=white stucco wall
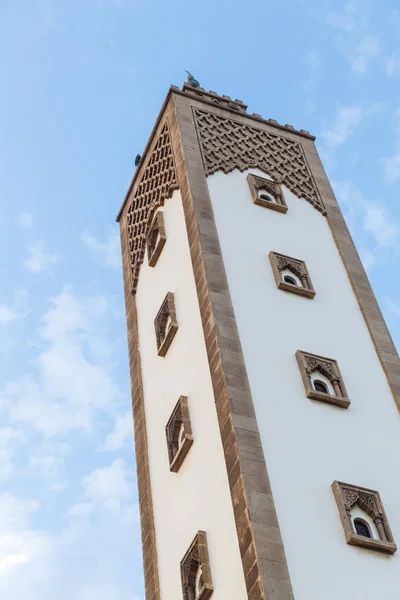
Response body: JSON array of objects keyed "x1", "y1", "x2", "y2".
[
  {"x1": 207, "y1": 168, "x2": 400, "y2": 600},
  {"x1": 136, "y1": 190, "x2": 248, "y2": 599}
]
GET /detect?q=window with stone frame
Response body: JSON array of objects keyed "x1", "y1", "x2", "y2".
[
  {"x1": 269, "y1": 251, "x2": 315, "y2": 299},
  {"x1": 295, "y1": 350, "x2": 350, "y2": 408},
  {"x1": 180, "y1": 531, "x2": 213, "y2": 600},
  {"x1": 154, "y1": 292, "x2": 178, "y2": 357},
  {"x1": 146, "y1": 209, "x2": 166, "y2": 267},
  {"x1": 332, "y1": 481, "x2": 397, "y2": 554},
  {"x1": 165, "y1": 396, "x2": 194, "y2": 472},
  {"x1": 247, "y1": 173, "x2": 288, "y2": 213}
]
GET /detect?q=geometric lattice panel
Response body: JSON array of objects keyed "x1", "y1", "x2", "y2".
[
  {"x1": 193, "y1": 108, "x2": 326, "y2": 215},
  {"x1": 126, "y1": 122, "x2": 179, "y2": 291}
]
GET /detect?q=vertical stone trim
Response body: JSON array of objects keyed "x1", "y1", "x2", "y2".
[
  {"x1": 300, "y1": 139, "x2": 400, "y2": 412},
  {"x1": 170, "y1": 93, "x2": 294, "y2": 600},
  {"x1": 119, "y1": 215, "x2": 160, "y2": 600}
]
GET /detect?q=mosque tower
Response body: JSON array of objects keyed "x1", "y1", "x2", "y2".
[{"x1": 117, "y1": 80, "x2": 400, "y2": 600}]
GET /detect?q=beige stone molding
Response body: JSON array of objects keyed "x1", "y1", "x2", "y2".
[
  {"x1": 147, "y1": 210, "x2": 167, "y2": 267},
  {"x1": 180, "y1": 531, "x2": 213, "y2": 600},
  {"x1": 332, "y1": 481, "x2": 397, "y2": 554},
  {"x1": 247, "y1": 174, "x2": 288, "y2": 213},
  {"x1": 269, "y1": 251, "x2": 316, "y2": 299},
  {"x1": 296, "y1": 350, "x2": 350, "y2": 408},
  {"x1": 165, "y1": 396, "x2": 194, "y2": 473},
  {"x1": 172, "y1": 92, "x2": 295, "y2": 600},
  {"x1": 119, "y1": 216, "x2": 161, "y2": 600},
  {"x1": 154, "y1": 292, "x2": 178, "y2": 357}
]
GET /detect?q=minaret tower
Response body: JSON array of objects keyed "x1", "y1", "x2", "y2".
[{"x1": 117, "y1": 81, "x2": 400, "y2": 600}]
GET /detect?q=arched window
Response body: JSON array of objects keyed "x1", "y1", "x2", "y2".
[
  {"x1": 177, "y1": 422, "x2": 185, "y2": 449},
  {"x1": 310, "y1": 370, "x2": 335, "y2": 396},
  {"x1": 283, "y1": 275, "x2": 297, "y2": 286},
  {"x1": 280, "y1": 268, "x2": 303, "y2": 288},
  {"x1": 313, "y1": 379, "x2": 328, "y2": 394},
  {"x1": 195, "y1": 564, "x2": 204, "y2": 597},
  {"x1": 258, "y1": 189, "x2": 277, "y2": 203},
  {"x1": 146, "y1": 210, "x2": 166, "y2": 267},
  {"x1": 154, "y1": 292, "x2": 178, "y2": 357},
  {"x1": 354, "y1": 518, "x2": 372, "y2": 538},
  {"x1": 166, "y1": 396, "x2": 193, "y2": 473}
]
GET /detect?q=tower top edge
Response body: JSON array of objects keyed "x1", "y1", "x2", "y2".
[
  {"x1": 116, "y1": 83, "x2": 316, "y2": 222},
  {"x1": 175, "y1": 83, "x2": 316, "y2": 141}
]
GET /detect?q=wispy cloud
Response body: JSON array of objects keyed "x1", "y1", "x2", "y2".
[
  {"x1": 326, "y1": 2, "x2": 357, "y2": 32},
  {"x1": 24, "y1": 242, "x2": 58, "y2": 273},
  {"x1": 326, "y1": 3, "x2": 380, "y2": 74},
  {"x1": 15, "y1": 213, "x2": 34, "y2": 228},
  {"x1": 0, "y1": 305, "x2": 19, "y2": 326},
  {"x1": 349, "y1": 35, "x2": 380, "y2": 74},
  {"x1": 382, "y1": 106, "x2": 400, "y2": 184},
  {"x1": 68, "y1": 459, "x2": 134, "y2": 518},
  {"x1": 333, "y1": 180, "x2": 398, "y2": 270},
  {"x1": 104, "y1": 411, "x2": 133, "y2": 451},
  {"x1": 385, "y1": 56, "x2": 400, "y2": 77},
  {"x1": 0, "y1": 428, "x2": 25, "y2": 482},
  {"x1": 1, "y1": 289, "x2": 123, "y2": 436},
  {"x1": 321, "y1": 104, "x2": 380, "y2": 149},
  {"x1": 81, "y1": 230, "x2": 120, "y2": 269}
]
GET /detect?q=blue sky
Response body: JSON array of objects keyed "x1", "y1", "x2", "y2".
[{"x1": 0, "y1": 0, "x2": 399, "y2": 598}]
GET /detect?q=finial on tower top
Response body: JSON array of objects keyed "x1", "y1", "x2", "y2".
[{"x1": 185, "y1": 71, "x2": 200, "y2": 88}]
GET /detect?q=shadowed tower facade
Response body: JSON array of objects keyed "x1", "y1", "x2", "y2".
[{"x1": 117, "y1": 83, "x2": 400, "y2": 600}]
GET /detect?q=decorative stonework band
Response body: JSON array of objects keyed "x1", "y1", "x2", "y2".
[
  {"x1": 126, "y1": 122, "x2": 178, "y2": 292},
  {"x1": 193, "y1": 107, "x2": 326, "y2": 215}
]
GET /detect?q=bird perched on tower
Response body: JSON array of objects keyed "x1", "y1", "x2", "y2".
[{"x1": 185, "y1": 71, "x2": 200, "y2": 88}]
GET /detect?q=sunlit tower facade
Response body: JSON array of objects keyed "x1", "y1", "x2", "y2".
[{"x1": 117, "y1": 82, "x2": 400, "y2": 600}]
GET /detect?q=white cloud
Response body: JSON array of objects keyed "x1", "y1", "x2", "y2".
[
  {"x1": 0, "y1": 494, "x2": 49, "y2": 579},
  {"x1": 24, "y1": 242, "x2": 58, "y2": 273},
  {"x1": 104, "y1": 411, "x2": 133, "y2": 451},
  {"x1": 363, "y1": 203, "x2": 397, "y2": 247},
  {"x1": 321, "y1": 104, "x2": 380, "y2": 149},
  {"x1": 16, "y1": 213, "x2": 34, "y2": 228},
  {"x1": 69, "y1": 459, "x2": 134, "y2": 517},
  {"x1": 81, "y1": 230, "x2": 120, "y2": 269},
  {"x1": 326, "y1": 3, "x2": 379, "y2": 74},
  {"x1": 382, "y1": 106, "x2": 400, "y2": 184},
  {"x1": 387, "y1": 298, "x2": 400, "y2": 317},
  {"x1": 0, "y1": 304, "x2": 19, "y2": 326},
  {"x1": 0, "y1": 490, "x2": 140, "y2": 599},
  {"x1": 385, "y1": 56, "x2": 400, "y2": 77},
  {"x1": 1, "y1": 289, "x2": 123, "y2": 436},
  {"x1": 28, "y1": 442, "x2": 71, "y2": 489},
  {"x1": 326, "y1": 2, "x2": 357, "y2": 32},
  {"x1": 333, "y1": 180, "x2": 398, "y2": 270},
  {"x1": 348, "y1": 35, "x2": 379, "y2": 74},
  {"x1": 0, "y1": 428, "x2": 25, "y2": 482},
  {"x1": 358, "y1": 248, "x2": 377, "y2": 272}
]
